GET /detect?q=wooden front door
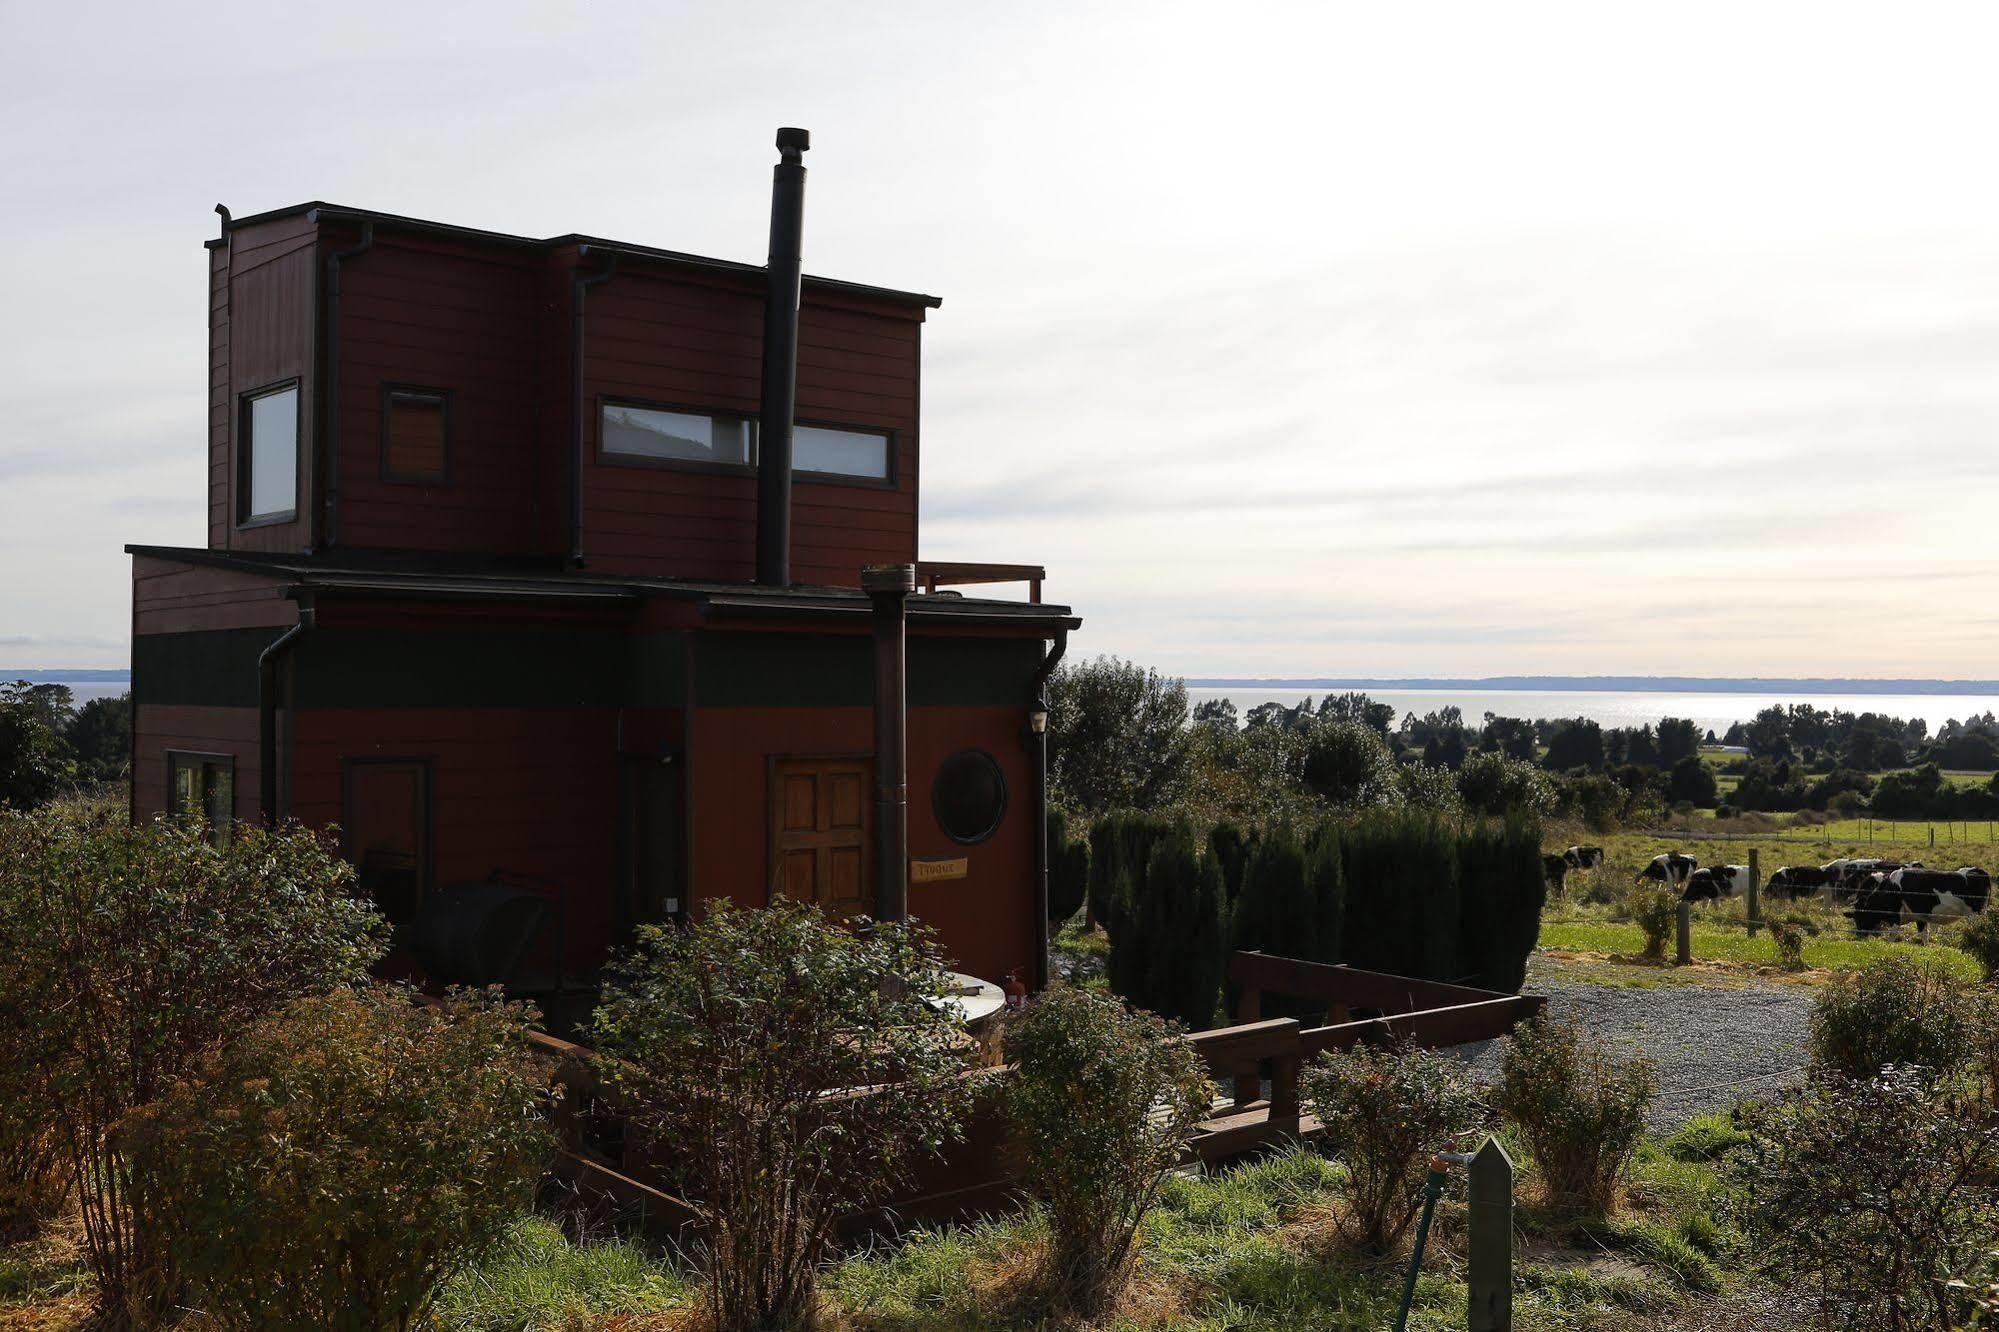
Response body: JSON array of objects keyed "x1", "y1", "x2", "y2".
[
  {"x1": 343, "y1": 759, "x2": 429, "y2": 928},
  {"x1": 770, "y1": 757, "x2": 872, "y2": 917}
]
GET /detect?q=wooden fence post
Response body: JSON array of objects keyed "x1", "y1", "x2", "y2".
[
  {"x1": 1746, "y1": 848, "x2": 1760, "y2": 938},
  {"x1": 1467, "y1": 1136, "x2": 1514, "y2": 1331},
  {"x1": 1675, "y1": 900, "x2": 1691, "y2": 966}
]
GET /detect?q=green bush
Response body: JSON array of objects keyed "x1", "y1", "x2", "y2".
[
  {"x1": 1809, "y1": 955, "x2": 1981, "y2": 1083},
  {"x1": 1004, "y1": 986, "x2": 1214, "y2": 1317},
  {"x1": 1106, "y1": 829, "x2": 1225, "y2": 1027},
  {"x1": 1046, "y1": 807, "x2": 1090, "y2": 925},
  {"x1": 1086, "y1": 810, "x2": 1178, "y2": 936},
  {"x1": 1306, "y1": 825, "x2": 1346, "y2": 967},
  {"x1": 1206, "y1": 821, "x2": 1253, "y2": 902},
  {"x1": 1635, "y1": 889, "x2": 1679, "y2": 961},
  {"x1": 1456, "y1": 751, "x2": 1556, "y2": 819},
  {"x1": 136, "y1": 987, "x2": 549, "y2": 1332},
  {"x1": 1494, "y1": 1012, "x2": 1656, "y2": 1215},
  {"x1": 0, "y1": 803, "x2": 386, "y2": 1326},
  {"x1": 1455, "y1": 819, "x2": 1547, "y2": 992},
  {"x1": 1735, "y1": 1066, "x2": 1999, "y2": 1329},
  {"x1": 590, "y1": 901, "x2": 976, "y2": 1332},
  {"x1": 1340, "y1": 811, "x2": 1458, "y2": 981},
  {"x1": 1228, "y1": 827, "x2": 1321, "y2": 961},
  {"x1": 1769, "y1": 919, "x2": 1807, "y2": 972},
  {"x1": 1960, "y1": 911, "x2": 1999, "y2": 983},
  {"x1": 1661, "y1": 1113, "x2": 1749, "y2": 1163},
  {"x1": 1301, "y1": 1042, "x2": 1484, "y2": 1255}
]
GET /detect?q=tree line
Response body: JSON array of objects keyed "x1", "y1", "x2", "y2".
[{"x1": 0, "y1": 682, "x2": 129, "y2": 810}]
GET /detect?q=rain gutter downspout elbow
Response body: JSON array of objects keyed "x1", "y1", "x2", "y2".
[
  {"x1": 569, "y1": 248, "x2": 621, "y2": 567},
  {"x1": 258, "y1": 605, "x2": 316, "y2": 825},
  {"x1": 311, "y1": 214, "x2": 375, "y2": 551}
]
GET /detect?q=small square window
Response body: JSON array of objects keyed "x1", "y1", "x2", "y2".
[
  {"x1": 601, "y1": 403, "x2": 753, "y2": 465},
  {"x1": 239, "y1": 382, "x2": 299, "y2": 523},
  {"x1": 168, "y1": 752, "x2": 235, "y2": 848},
  {"x1": 794, "y1": 424, "x2": 891, "y2": 480},
  {"x1": 385, "y1": 388, "x2": 450, "y2": 483}
]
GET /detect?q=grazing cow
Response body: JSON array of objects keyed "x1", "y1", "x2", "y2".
[
  {"x1": 1565, "y1": 845, "x2": 1606, "y2": 870},
  {"x1": 1682, "y1": 864, "x2": 1750, "y2": 903},
  {"x1": 1542, "y1": 854, "x2": 1570, "y2": 894},
  {"x1": 1638, "y1": 852, "x2": 1699, "y2": 888},
  {"x1": 1767, "y1": 864, "x2": 1832, "y2": 900},
  {"x1": 1821, "y1": 858, "x2": 1920, "y2": 903},
  {"x1": 1846, "y1": 867, "x2": 1991, "y2": 936}
]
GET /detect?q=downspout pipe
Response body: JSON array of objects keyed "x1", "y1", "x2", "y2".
[
  {"x1": 309, "y1": 213, "x2": 375, "y2": 551},
  {"x1": 570, "y1": 247, "x2": 620, "y2": 567},
  {"x1": 258, "y1": 604, "x2": 316, "y2": 825},
  {"x1": 1030, "y1": 628, "x2": 1068, "y2": 991},
  {"x1": 864, "y1": 563, "x2": 914, "y2": 923},
  {"x1": 756, "y1": 128, "x2": 810, "y2": 586}
]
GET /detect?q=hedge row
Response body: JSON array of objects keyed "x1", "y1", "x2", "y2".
[{"x1": 1063, "y1": 810, "x2": 1545, "y2": 1025}]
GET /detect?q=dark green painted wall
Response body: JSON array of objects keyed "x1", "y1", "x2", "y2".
[{"x1": 132, "y1": 625, "x2": 1042, "y2": 711}]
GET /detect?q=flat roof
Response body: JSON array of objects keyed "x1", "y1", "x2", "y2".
[
  {"x1": 126, "y1": 545, "x2": 1078, "y2": 632},
  {"x1": 208, "y1": 201, "x2": 942, "y2": 310}
]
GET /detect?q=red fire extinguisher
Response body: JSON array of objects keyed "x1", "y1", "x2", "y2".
[{"x1": 1002, "y1": 971, "x2": 1028, "y2": 1011}]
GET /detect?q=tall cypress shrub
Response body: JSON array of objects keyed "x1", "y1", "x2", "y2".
[
  {"x1": 1455, "y1": 818, "x2": 1546, "y2": 992},
  {"x1": 1207, "y1": 822, "x2": 1254, "y2": 902},
  {"x1": 1229, "y1": 828, "x2": 1316, "y2": 961},
  {"x1": 1087, "y1": 812, "x2": 1176, "y2": 938},
  {"x1": 1340, "y1": 811, "x2": 1457, "y2": 981},
  {"x1": 1047, "y1": 808, "x2": 1091, "y2": 926},
  {"x1": 1306, "y1": 823, "x2": 1345, "y2": 965},
  {"x1": 1107, "y1": 829, "x2": 1224, "y2": 1028}
]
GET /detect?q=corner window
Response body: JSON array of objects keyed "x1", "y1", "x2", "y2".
[
  {"x1": 384, "y1": 388, "x2": 450, "y2": 484},
  {"x1": 932, "y1": 748, "x2": 1008, "y2": 844},
  {"x1": 239, "y1": 382, "x2": 299, "y2": 523},
  {"x1": 795, "y1": 424, "x2": 890, "y2": 480},
  {"x1": 168, "y1": 751, "x2": 235, "y2": 848},
  {"x1": 601, "y1": 402, "x2": 753, "y2": 466}
]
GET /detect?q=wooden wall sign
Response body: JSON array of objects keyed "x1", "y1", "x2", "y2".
[{"x1": 911, "y1": 857, "x2": 969, "y2": 884}]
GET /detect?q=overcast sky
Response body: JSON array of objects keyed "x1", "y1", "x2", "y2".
[{"x1": 4, "y1": 0, "x2": 1998, "y2": 677}]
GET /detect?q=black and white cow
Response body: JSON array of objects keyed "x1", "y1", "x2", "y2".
[
  {"x1": 1682, "y1": 864, "x2": 1750, "y2": 903},
  {"x1": 1766, "y1": 864, "x2": 1832, "y2": 900},
  {"x1": 1846, "y1": 866, "x2": 1991, "y2": 936},
  {"x1": 1637, "y1": 852, "x2": 1699, "y2": 888},
  {"x1": 1564, "y1": 845, "x2": 1606, "y2": 870},
  {"x1": 1821, "y1": 858, "x2": 1920, "y2": 903},
  {"x1": 1542, "y1": 854, "x2": 1570, "y2": 894}
]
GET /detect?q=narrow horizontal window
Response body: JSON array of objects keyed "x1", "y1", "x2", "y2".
[
  {"x1": 385, "y1": 388, "x2": 449, "y2": 483},
  {"x1": 601, "y1": 403, "x2": 753, "y2": 465},
  {"x1": 794, "y1": 424, "x2": 890, "y2": 480},
  {"x1": 240, "y1": 383, "x2": 299, "y2": 522}
]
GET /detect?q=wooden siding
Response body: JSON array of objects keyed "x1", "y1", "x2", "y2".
[
  {"x1": 132, "y1": 555, "x2": 296, "y2": 635},
  {"x1": 133, "y1": 703, "x2": 260, "y2": 824},
  {"x1": 332, "y1": 233, "x2": 548, "y2": 554},
  {"x1": 686, "y1": 702, "x2": 1033, "y2": 983},
  {"x1": 214, "y1": 215, "x2": 318, "y2": 553},
  {"x1": 580, "y1": 263, "x2": 919, "y2": 585}
]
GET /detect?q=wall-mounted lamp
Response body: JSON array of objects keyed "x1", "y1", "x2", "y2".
[{"x1": 1028, "y1": 709, "x2": 1049, "y2": 735}]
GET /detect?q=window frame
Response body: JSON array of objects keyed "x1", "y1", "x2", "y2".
[
  {"x1": 379, "y1": 384, "x2": 454, "y2": 486},
  {"x1": 235, "y1": 378, "x2": 302, "y2": 528},
  {"x1": 931, "y1": 747, "x2": 1009, "y2": 846},
  {"x1": 593, "y1": 394, "x2": 898, "y2": 490},
  {"x1": 165, "y1": 749, "x2": 236, "y2": 848},
  {"x1": 340, "y1": 756, "x2": 434, "y2": 926}
]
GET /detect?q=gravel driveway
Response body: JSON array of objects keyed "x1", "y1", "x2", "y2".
[{"x1": 1457, "y1": 961, "x2": 1815, "y2": 1130}]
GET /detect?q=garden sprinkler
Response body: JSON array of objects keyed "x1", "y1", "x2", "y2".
[{"x1": 1392, "y1": 1147, "x2": 1473, "y2": 1332}]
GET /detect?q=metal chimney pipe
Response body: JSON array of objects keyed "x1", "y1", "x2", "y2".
[
  {"x1": 756, "y1": 127, "x2": 810, "y2": 586},
  {"x1": 864, "y1": 563, "x2": 915, "y2": 922}
]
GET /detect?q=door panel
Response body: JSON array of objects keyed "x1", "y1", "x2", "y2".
[
  {"x1": 770, "y1": 757, "x2": 872, "y2": 917},
  {"x1": 343, "y1": 759, "x2": 429, "y2": 927}
]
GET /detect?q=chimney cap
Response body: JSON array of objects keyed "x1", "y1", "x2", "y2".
[{"x1": 776, "y1": 127, "x2": 811, "y2": 153}]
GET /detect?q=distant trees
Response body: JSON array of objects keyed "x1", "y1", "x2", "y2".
[
  {"x1": 1301, "y1": 721, "x2": 1401, "y2": 809},
  {"x1": 0, "y1": 684, "x2": 130, "y2": 811},
  {"x1": 1542, "y1": 718, "x2": 1606, "y2": 772},
  {"x1": 1047, "y1": 658, "x2": 1191, "y2": 818}
]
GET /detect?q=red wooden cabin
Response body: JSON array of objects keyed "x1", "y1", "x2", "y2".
[{"x1": 128, "y1": 136, "x2": 1077, "y2": 1005}]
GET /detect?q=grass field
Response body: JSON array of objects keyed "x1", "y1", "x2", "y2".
[{"x1": 1537, "y1": 918, "x2": 1981, "y2": 980}]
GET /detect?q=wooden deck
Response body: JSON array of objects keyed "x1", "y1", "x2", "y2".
[{"x1": 531, "y1": 951, "x2": 1544, "y2": 1236}]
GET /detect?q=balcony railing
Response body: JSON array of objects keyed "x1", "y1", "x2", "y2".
[{"x1": 914, "y1": 561, "x2": 1045, "y2": 604}]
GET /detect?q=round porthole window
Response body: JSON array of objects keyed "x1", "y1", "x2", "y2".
[{"x1": 932, "y1": 748, "x2": 1008, "y2": 844}]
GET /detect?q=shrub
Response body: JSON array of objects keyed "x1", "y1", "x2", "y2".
[
  {"x1": 1635, "y1": 889, "x2": 1679, "y2": 961},
  {"x1": 1046, "y1": 657, "x2": 1190, "y2": 818},
  {"x1": 1206, "y1": 821, "x2": 1253, "y2": 901},
  {"x1": 1004, "y1": 986, "x2": 1213, "y2": 1316},
  {"x1": 1809, "y1": 955, "x2": 1980, "y2": 1083},
  {"x1": 1456, "y1": 750, "x2": 1556, "y2": 819},
  {"x1": 0, "y1": 804, "x2": 385, "y2": 1326},
  {"x1": 1229, "y1": 827, "x2": 1320, "y2": 961},
  {"x1": 1046, "y1": 807, "x2": 1090, "y2": 925},
  {"x1": 1768, "y1": 918, "x2": 1806, "y2": 972},
  {"x1": 1106, "y1": 829, "x2": 1225, "y2": 1027},
  {"x1": 1661, "y1": 1112, "x2": 1749, "y2": 1163},
  {"x1": 590, "y1": 901, "x2": 976, "y2": 1332},
  {"x1": 1301, "y1": 1042, "x2": 1484, "y2": 1255},
  {"x1": 1734, "y1": 1066, "x2": 1999, "y2": 1330},
  {"x1": 135, "y1": 987, "x2": 548, "y2": 1332},
  {"x1": 1340, "y1": 811, "x2": 1458, "y2": 981},
  {"x1": 1455, "y1": 819, "x2": 1547, "y2": 992},
  {"x1": 1960, "y1": 911, "x2": 1999, "y2": 983},
  {"x1": 1494, "y1": 1012, "x2": 1656, "y2": 1215},
  {"x1": 1086, "y1": 810, "x2": 1178, "y2": 936}
]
